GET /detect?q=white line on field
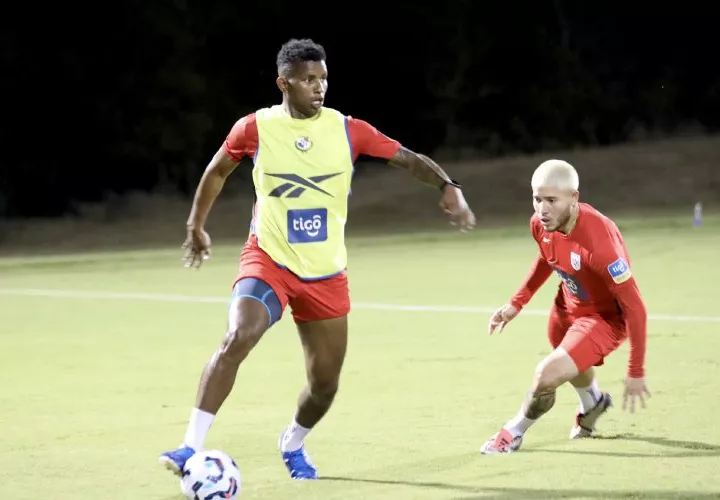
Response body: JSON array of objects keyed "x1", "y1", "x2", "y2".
[{"x1": 0, "y1": 288, "x2": 719, "y2": 323}]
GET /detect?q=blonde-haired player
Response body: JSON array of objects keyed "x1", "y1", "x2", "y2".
[
  {"x1": 532, "y1": 159, "x2": 579, "y2": 191},
  {"x1": 480, "y1": 159, "x2": 650, "y2": 454}
]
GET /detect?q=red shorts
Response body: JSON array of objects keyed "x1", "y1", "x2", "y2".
[
  {"x1": 233, "y1": 235, "x2": 350, "y2": 324},
  {"x1": 547, "y1": 296, "x2": 626, "y2": 373}
]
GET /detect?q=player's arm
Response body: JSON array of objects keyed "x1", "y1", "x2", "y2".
[
  {"x1": 387, "y1": 147, "x2": 455, "y2": 189},
  {"x1": 389, "y1": 148, "x2": 476, "y2": 231},
  {"x1": 346, "y1": 117, "x2": 475, "y2": 230},
  {"x1": 186, "y1": 114, "x2": 256, "y2": 231},
  {"x1": 594, "y1": 251, "x2": 648, "y2": 378},
  {"x1": 489, "y1": 254, "x2": 552, "y2": 334},
  {"x1": 182, "y1": 115, "x2": 256, "y2": 269},
  {"x1": 488, "y1": 219, "x2": 552, "y2": 334},
  {"x1": 509, "y1": 219, "x2": 553, "y2": 310},
  {"x1": 345, "y1": 116, "x2": 455, "y2": 188},
  {"x1": 186, "y1": 149, "x2": 239, "y2": 231},
  {"x1": 509, "y1": 254, "x2": 554, "y2": 311}
]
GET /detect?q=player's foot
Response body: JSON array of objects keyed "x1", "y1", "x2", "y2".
[
  {"x1": 279, "y1": 431, "x2": 318, "y2": 480},
  {"x1": 570, "y1": 392, "x2": 613, "y2": 439},
  {"x1": 158, "y1": 445, "x2": 196, "y2": 477},
  {"x1": 480, "y1": 428, "x2": 523, "y2": 455}
]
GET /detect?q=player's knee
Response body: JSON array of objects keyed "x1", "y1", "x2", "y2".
[
  {"x1": 218, "y1": 295, "x2": 274, "y2": 363},
  {"x1": 308, "y1": 379, "x2": 339, "y2": 407},
  {"x1": 533, "y1": 372, "x2": 560, "y2": 394},
  {"x1": 533, "y1": 348, "x2": 578, "y2": 392},
  {"x1": 533, "y1": 360, "x2": 567, "y2": 393},
  {"x1": 219, "y1": 322, "x2": 266, "y2": 363}
]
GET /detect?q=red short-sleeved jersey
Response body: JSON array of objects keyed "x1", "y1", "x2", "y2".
[{"x1": 221, "y1": 113, "x2": 400, "y2": 164}]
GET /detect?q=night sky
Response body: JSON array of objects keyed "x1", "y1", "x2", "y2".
[{"x1": 2, "y1": 1, "x2": 716, "y2": 217}]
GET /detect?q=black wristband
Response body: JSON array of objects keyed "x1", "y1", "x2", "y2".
[{"x1": 441, "y1": 179, "x2": 462, "y2": 190}]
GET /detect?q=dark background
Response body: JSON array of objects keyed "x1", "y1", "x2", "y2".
[{"x1": 2, "y1": 1, "x2": 717, "y2": 218}]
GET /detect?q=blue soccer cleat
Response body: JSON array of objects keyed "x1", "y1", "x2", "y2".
[
  {"x1": 158, "y1": 445, "x2": 196, "y2": 477},
  {"x1": 279, "y1": 432, "x2": 318, "y2": 480}
]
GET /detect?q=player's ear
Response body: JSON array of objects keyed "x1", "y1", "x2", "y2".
[{"x1": 276, "y1": 76, "x2": 288, "y2": 94}]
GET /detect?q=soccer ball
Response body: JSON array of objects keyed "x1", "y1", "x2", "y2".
[{"x1": 180, "y1": 449, "x2": 242, "y2": 499}]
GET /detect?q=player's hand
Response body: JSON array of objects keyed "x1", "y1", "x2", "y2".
[
  {"x1": 622, "y1": 376, "x2": 651, "y2": 413},
  {"x1": 488, "y1": 304, "x2": 519, "y2": 335},
  {"x1": 440, "y1": 185, "x2": 476, "y2": 232},
  {"x1": 182, "y1": 228, "x2": 212, "y2": 269}
]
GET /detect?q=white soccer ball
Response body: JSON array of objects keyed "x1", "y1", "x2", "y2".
[{"x1": 180, "y1": 449, "x2": 242, "y2": 500}]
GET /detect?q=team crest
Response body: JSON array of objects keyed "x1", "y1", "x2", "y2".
[
  {"x1": 295, "y1": 136, "x2": 313, "y2": 152},
  {"x1": 570, "y1": 251, "x2": 581, "y2": 271}
]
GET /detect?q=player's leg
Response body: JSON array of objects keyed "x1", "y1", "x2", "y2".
[
  {"x1": 278, "y1": 272, "x2": 350, "y2": 479},
  {"x1": 481, "y1": 301, "x2": 572, "y2": 454},
  {"x1": 293, "y1": 316, "x2": 348, "y2": 432},
  {"x1": 481, "y1": 314, "x2": 622, "y2": 454},
  {"x1": 567, "y1": 318, "x2": 623, "y2": 439},
  {"x1": 278, "y1": 316, "x2": 347, "y2": 479},
  {"x1": 160, "y1": 240, "x2": 289, "y2": 476},
  {"x1": 569, "y1": 367, "x2": 599, "y2": 412},
  {"x1": 480, "y1": 346, "x2": 580, "y2": 454},
  {"x1": 189, "y1": 279, "x2": 284, "y2": 437},
  {"x1": 567, "y1": 367, "x2": 610, "y2": 438}
]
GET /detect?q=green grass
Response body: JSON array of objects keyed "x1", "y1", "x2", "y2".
[{"x1": 2, "y1": 219, "x2": 720, "y2": 499}]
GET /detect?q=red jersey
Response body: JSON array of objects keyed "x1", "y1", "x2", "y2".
[
  {"x1": 510, "y1": 203, "x2": 648, "y2": 377},
  {"x1": 222, "y1": 113, "x2": 401, "y2": 163}
]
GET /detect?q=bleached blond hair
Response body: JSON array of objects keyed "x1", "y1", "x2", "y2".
[{"x1": 531, "y1": 159, "x2": 579, "y2": 192}]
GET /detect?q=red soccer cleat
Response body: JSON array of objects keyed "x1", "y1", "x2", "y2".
[{"x1": 480, "y1": 428, "x2": 524, "y2": 455}]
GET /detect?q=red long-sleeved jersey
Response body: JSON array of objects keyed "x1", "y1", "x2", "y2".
[{"x1": 510, "y1": 203, "x2": 648, "y2": 377}]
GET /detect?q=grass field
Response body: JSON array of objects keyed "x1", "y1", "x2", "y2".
[{"x1": 2, "y1": 217, "x2": 720, "y2": 499}]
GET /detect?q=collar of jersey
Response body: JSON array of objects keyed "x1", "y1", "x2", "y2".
[{"x1": 279, "y1": 105, "x2": 324, "y2": 125}]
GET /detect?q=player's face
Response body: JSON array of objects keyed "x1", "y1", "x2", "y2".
[
  {"x1": 277, "y1": 60, "x2": 328, "y2": 118},
  {"x1": 533, "y1": 186, "x2": 578, "y2": 232}
]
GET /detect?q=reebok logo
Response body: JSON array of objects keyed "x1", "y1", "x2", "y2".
[{"x1": 267, "y1": 173, "x2": 342, "y2": 198}]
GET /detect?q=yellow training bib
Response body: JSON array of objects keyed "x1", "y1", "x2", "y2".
[{"x1": 250, "y1": 105, "x2": 354, "y2": 279}]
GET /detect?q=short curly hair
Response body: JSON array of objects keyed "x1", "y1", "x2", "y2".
[{"x1": 276, "y1": 38, "x2": 327, "y2": 75}]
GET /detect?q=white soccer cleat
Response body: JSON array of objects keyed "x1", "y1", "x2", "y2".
[
  {"x1": 570, "y1": 392, "x2": 613, "y2": 439},
  {"x1": 480, "y1": 428, "x2": 523, "y2": 455}
]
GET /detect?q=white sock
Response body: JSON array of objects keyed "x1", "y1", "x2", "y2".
[
  {"x1": 280, "y1": 419, "x2": 311, "y2": 452},
  {"x1": 575, "y1": 379, "x2": 602, "y2": 414},
  {"x1": 183, "y1": 408, "x2": 215, "y2": 451},
  {"x1": 504, "y1": 411, "x2": 537, "y2": 438}
]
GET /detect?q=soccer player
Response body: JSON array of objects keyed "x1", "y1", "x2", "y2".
[
  {"x1": 479, "y1": 159, "x2": 650, "y2": 454},
  {"x1": 159, "y1": 38, "x2": 476, "y2": 479}
]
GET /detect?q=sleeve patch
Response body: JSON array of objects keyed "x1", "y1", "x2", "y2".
[{"x1": 607, "y1": 257, "x2": 632, "y2": 284}]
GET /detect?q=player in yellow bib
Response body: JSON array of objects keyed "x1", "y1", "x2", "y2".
[{"x1": 160, "y1": 38, "x2": 476, "y2": 480}]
